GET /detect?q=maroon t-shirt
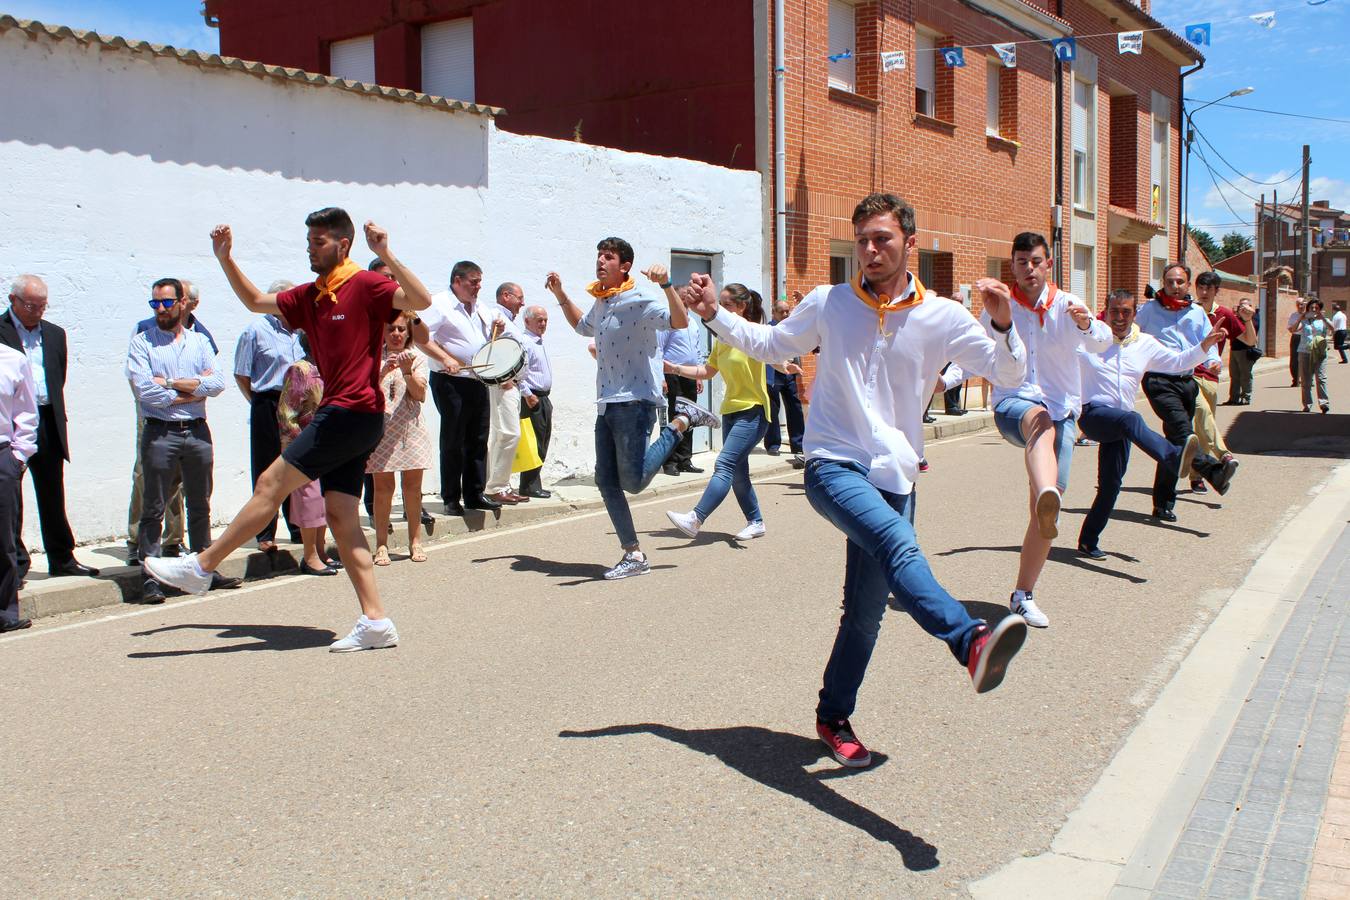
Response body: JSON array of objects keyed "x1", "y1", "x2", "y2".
[
  {"x1": 1195, "y1": 304, "x2": 1246, "y2": 382},
  {"x1": 276, "y1": 270, "x2": 398, "y2": 413}
]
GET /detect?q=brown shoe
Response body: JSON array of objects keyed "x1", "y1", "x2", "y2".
[
  {"x1": 489, "y1": 491, "x2": 519, "y2": 505},
  {"x1": 507, "y1": 492, "x2": 530, "y2": 503}
]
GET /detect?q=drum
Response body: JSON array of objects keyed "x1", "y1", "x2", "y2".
[{"x1": 468, "y1": 337, "x2": 526, "y2": 385}]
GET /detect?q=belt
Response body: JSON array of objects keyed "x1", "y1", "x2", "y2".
[
  {"x1": 146, "y1": 417, "x2": 206, "y2": 430},
  {"x1": 252, "y1": 389, "x2": 282, "y2": 402},
  {"x1": 1144, "y1": 372, "x2": 1193, "y2": 382},
  {"x1": 531, "y1": 389, "x2": 551, "y2": 397}
]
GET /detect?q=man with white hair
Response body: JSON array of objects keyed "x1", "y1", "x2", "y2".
[
  {"x1": 517, "y1": 304, "x2": 553, "y2": 498},
  {"x1": 1, "y1": 275, "x2": 99, "y2": 579}
]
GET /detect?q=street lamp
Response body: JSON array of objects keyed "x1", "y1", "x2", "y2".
[{"x1": 1181, "y1": 87, "x2": 1256, "y2": 259}]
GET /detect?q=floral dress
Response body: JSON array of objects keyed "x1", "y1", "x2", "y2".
[
  {"x1": 277, "y1": 360, "x2": 325, "y2": 528},
  {"x1": 366, "y1": 352, "x2": 433, "y2": 473}
]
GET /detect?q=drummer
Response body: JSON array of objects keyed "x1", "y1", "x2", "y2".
[
  {"x1": 411, "y1": 261, "x2": 522, "y2": 515},
  {"x1": 546, "y1": 240, "x2": 720, "y2": 580}
]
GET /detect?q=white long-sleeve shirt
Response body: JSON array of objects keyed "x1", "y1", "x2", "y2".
[
  {"x1": 985, "y1": 284, "x2": 1111, "y2": 421},
  {"x1": 1079, "y1": 327, "x2": 1211, "y2": 411},
  {"x1": 0, "y1": 344, "x2": 38, "y2": 462},
  {"x1": 705, "y1": 275, "x2": 1026, "y2": 495}
]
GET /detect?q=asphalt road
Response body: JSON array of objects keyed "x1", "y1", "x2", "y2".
[{"x1": 3, "y1": 361, "x2": 1347, "y2": 897}]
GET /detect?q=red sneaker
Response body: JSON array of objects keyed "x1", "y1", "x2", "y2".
[
  {"x1": 967, "y1": 615, "x2": 1028, "y2": 694},
  {"x1": 816, "y1": 718, "x2": 872, "y2": 768},
  {"x1": 918, "y1": 458, "x2": 930, "y2": 473}
]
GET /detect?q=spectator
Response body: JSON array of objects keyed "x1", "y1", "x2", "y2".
[
  {"x1": 1332, "y1": 302, "x2": 1348, "y2": 365},
  {"x1": 517, "y1": 305, "x2": 554, "y2": 499},
  {"x1": 126, "y1": 277, "x2": 229, "y2": 603},
  {"x1": 1292, "y1": 298, "x2": 1333, "y2": 414},
  {"x1": 0, "y1": 339, "x2": 36, "y2": 632},
  {"x1": 660, "y1": 315, "x2": 704, "y2": 476},
  {"x1": 368, "y1": 313, "x2": 433, "y2": 565},
  {"x1": 1188, "y1": 272, "x2": 1251, "y2": 493},
  {"x1": 233, "y1": 280, "x2": 305, "y2": 551},
  {"x1": 763, "y1": 296, "x2": 805, "y2": 457},
  {"x1": 483, "y1": 282, "x2": 528, "y2": 506},
  {"x1": 1225, "y1": 298, "x2": 1260, "y2": 405},
  {"x1": 127, "y1": 279, "x2": 217, "y2": 561},
  {"x1": 2, "y1": 275, "x2": 99, "y2": 578},
  {"x1": 278, "y1": 332, "x2": 338, "y2": 575},
  {"x1": 412, "y1": 261, "x2": 501, "y2": 515},
  {"x1": 1288, "y1": 297, "x2": 1307, "y2": 387}
]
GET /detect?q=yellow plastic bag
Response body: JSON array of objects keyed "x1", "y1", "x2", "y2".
[{"x1": 512, "y1": 417, "x2": 543, "y2": 473}]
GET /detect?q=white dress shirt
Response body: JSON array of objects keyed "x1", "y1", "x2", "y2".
[
  {"x1": 420, "y1": 291, "x2": 517, "y2": 377},
  {"x1": 986, "y1": 284, "x2": 1112, "y2": 421},
  {"x1": 519, "y1": 331, "x2": 553, "y2": 398},
  {"x1": 0, "y1": 344, "x2": 38, "y2": 461},
  {"x1": 1080, "y1": 328, "x2": 1211, "y2": 411},
  {"x1": 10, "y1": 311, "x2": 48, "y2": 406},
  {"x1": 706, "y1": 275, "x2": 1026, "y2": 495}
]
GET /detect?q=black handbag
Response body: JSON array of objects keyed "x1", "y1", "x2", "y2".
[{"x1": 1246, "y1": 344, "x2": 1264, "y2": 361}]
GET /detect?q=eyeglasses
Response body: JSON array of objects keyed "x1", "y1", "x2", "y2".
[
  {"x1": 12, "y1": 299, "x2": 46, "y2": 311},
  {"x1": 148, "y1": 298, "x2": 179, "y2": 310}
]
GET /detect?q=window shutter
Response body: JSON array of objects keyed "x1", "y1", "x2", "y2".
[
  {"x1": 330, "y1": 35, "x2": 375, "y2": 84},
  {"x1": 1072, "y1": 80, "x2": 1089, "y2": 153},
  {"x1": 421, "y1": 18, "x2": 475, "y2": 102},
  {"x1": 986, "y1": 62, "x2": 1000, "y2": 134},
  {"x1": 827, "y1": 1, "x2": 856, "y2": 91}
]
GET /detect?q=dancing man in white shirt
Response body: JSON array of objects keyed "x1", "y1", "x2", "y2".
[
  {"x1": 974, "y1": 232, "x2": 1111, "y2": 629},
  {"x1": 0, "y1": 343, "x2": 37, "y2": 633},
  {"x1": 682, "y1": 192, "x2": 1030, "y2": 769},
  {"x1": 1077, "y1": 289, "x2": 1227, "y2": 557}
]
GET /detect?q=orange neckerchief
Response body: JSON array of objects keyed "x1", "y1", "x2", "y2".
[
  {"x1": 1011, "y1": 281, "x2": 1057, "y2": 327},
  {"x1": 586, "y1": 278, "x2": 636, "y2": 300},
  {"x1": 1156, "y1": 291, "x2": 1192, "y2": 313},
  {"x1": 850, "y1": 271, "x2": 925, "y2": 335},
  {"x1": 314, "y1": 258, "x2": 362, "y2": 306}
]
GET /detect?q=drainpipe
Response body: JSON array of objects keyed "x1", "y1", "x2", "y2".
[
  {"x1": 1178, "y1": 58, "x2": 1205, "y2": 260},
  {"x1": 1052, "y1": 0, "x2": 1064, "y2": 285},
  {"x1": 774, "y1": 0, "x2": 787, "y2": 302}
]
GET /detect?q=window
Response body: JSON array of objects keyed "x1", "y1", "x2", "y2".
[
  {"x1": 915, "y1": 31, "x2": 936, "y2": 117},
  {"x1": 986, "y1": 60, "x2": 1000, "y2": 135},
  {"x1": 1151, "y1": 111, "x2": 1169, "y2": 224},
  {"x1": 1072, "y1": 244, "x2": 1095, "y2": 305},
  {"x1": 830, "y1": 241, "x2": 858, "y2": 284},
  {"x1": 421, "y1": 18, "x2": 475, "y2": 101},
  {"x1": 329, "y1": 35, "x2": 375, "y2": 84},
  {"x1": 1151, "y1": 257, "x2": 1166, "y2": 292},
  {"x1": 917, "y1": 251, "x2": 936, "y2": 288},
  {"x1": 671, "y1": 252, "x2": 718, "y2": 453},
  {"x1": 827, "y1": 0, "x2": 856, "y2": 92},
  {"x1": 1072, "y1": 79, "x2": 1095, "y2": 209},
  {"x1": 986, "y1": 257, "x2": 1004, "y2": 280},
  {"x1": 1334, "y1": 258, "x2": 1347, "y2": 278}
]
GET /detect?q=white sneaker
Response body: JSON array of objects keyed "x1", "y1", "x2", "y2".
[
  {"x1": 674, "y1": 396, "x2": 720, "y2": 430},
  {"x1": 1010, "y1": 592, "x2": 1049, "y2": 628},
  {"x1": 143, "y1": 553, "x2": 212, "y2": 596},
  {"x1": 329, "y1": 615, "x2": 399, "y2": 652},
  {"x1": 1177, "y1": 433, "x2": 1201, "y2": 481},
  {"x1": 734, "y1": 520, "x2": 766, "y2": 541},
  {"x1": 1034, "y1": 487, "x2": 1060, "y2": 540},
  {"x1": 666, "y1": 509, "x2": 702, "y2": 538}
]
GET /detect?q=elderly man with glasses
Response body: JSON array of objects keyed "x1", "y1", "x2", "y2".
[{"x1": 1, "y1": 275, "x2": 100, "y2": 580}]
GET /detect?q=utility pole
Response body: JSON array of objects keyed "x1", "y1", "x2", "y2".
[
  {"x1": 1256, "y1": 193, "x2": 1266, "y2": 351},
  {"x1": 1301, "y1": 144, "x2": 1312, "y2": 296}
]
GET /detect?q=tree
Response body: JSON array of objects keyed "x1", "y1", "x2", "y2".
[
  {"x1": 1219, "y1": 232, "x2": 1253, "y2": 260},
  {"x1": 1188, "y1": 227, "x2": 1220, "y2": 261}
]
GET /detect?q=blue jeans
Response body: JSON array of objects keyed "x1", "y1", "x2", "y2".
[
  {"x1": 594, "y1": 401, "x2": 682, "y2": 548},
  {"x1": 805, "y1": 458, "x2": 983, "y2": 722},
  {"x1": 694, "y1": 408, "x2": 769, "y2": 523},
  {"x1": 993, "y1": 396, "x2": 1077, "y2": 492},
  {"x1": 1076, "y1": 403, "x2": 1182, "y2": 550}
]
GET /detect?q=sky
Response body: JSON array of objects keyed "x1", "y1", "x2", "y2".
[{"x1": 7, "y1": 0, "x2": 1348, "y2": 242}]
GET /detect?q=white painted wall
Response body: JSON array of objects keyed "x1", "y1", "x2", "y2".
[{"x1": 0, "y1": 29, "x2": 763, "y2": 549}]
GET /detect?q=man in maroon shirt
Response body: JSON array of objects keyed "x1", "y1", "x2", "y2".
[
  {"x1": 145, "y1": 208, "x2": 432, "y2": 652},
  {"x1": 1188, "y1": 272, "x2": 1254, "y2": 493}
]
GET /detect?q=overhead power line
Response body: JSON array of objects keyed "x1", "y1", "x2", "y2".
[
  {"x1": 1207, "y1": 102, "x2": 1350, "y2": 125},
  {"x1": 1190, "y1": 124, "x2": 1302, "y2": 187}
]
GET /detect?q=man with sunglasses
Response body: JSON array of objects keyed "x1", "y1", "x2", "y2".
[{"x1": 126, "y1": 277, "x2": 227, "y2": 604}]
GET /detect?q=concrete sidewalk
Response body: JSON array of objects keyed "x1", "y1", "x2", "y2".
[{"x1": 18, "y1": 406, "x2": 999, "y2": 621}]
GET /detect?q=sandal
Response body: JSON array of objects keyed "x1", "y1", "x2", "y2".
[
  {"x1": 373, "y1": 546, "x2": 391, "y2": 567},
  {"x1": 409, "y1": 545, "x2": 427, "y2": 563}
]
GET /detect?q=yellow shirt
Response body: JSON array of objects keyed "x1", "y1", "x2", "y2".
[{"x1": 708, "y1": 339, "x2": 770, "y2": 416}]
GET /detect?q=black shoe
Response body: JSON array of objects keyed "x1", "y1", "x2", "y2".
[
  {"x1": 49, "y1": 559, "x2": 100, "y2": 578},
  {"x1": 1207, "y1": 457, "x2": 1239, "y2": 497},
  {"x1": 444, "y1": 501, "x2": 465, "y2": 516},
  {"x1": 322, "y1": 557, "x2": 343, "y2": 570},
  {"x1": 162, "y1": 544, "x2": 183, "y2": 558},
  {"x1": 1078, "y1": 544, "x2": 1107, "y2": 560},
  {"x1": 662, "y1": 464, "x2": 680, "y2": 476},
  {"x1": 677, "y1": 464, "x2": 704, "y2": 474},
  {"x1": 138, "y1": 581, "x2": 166, "y2": 605},
  {"x1": 210, "y1": 572, "x2": 243, "y2": 590},
  {"x1": 299, "y1": 562, "x2": 338, "y2": 576},
  {"x1": 1151, "y1": 508, "x2": 1178, "y2": 523},
  {"x1": 523, "y1": 488, "x2": 552, "y2": 499},
  {"x1": 467, "y1": 494, "x2": 502, "y2": 511},
  {"x1": 766, "y1": 447, "x2": 782, "y2": 456},
  {"x1": 944, "y1": 408, "x2": 967, "y2": 416},
  {"x1": 0, "y1": 618, "x2": 32, "y2": 633},
  {"x1": 922, "y1": 413, "x2": 937, "y2": 424},
  {"x1": 420, "y1": 509, "x2": 436, "y2": 535}
]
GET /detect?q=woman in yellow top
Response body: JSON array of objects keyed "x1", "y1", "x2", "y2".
[{"x1": 665, "y1": 285, "x2": 801, "y2": 541}]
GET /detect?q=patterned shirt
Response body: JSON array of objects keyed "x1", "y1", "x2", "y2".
[
  {"x1": 574, "y1": 286, "x2": 673, "y2": 408},
  {"x1": 125, "y1": 327, "x2": 225, "y2": 421},
  {"x1": 234, "y1": 314, "x2": 305, "y2": 393},
  {"x1": 277, "y1": 360, "x2": 323, "y2": 446}
]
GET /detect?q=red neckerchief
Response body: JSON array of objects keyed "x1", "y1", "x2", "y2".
[
  {"x1": 1156, "y1": 291, "x2": 1192, "y2": 313},
  {"x1": 1010, "y1": 282, "x2": 1057, "y2": 327}
]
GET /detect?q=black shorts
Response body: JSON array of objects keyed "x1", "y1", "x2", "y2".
[{"x1": 282, "y1": 405, "x2": 385, "y2": 497}]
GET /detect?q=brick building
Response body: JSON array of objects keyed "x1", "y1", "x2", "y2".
[{"x1": 204, "y1": 0, "x2": 1198, "y2": 314}]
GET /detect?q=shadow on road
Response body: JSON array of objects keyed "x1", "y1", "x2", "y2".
[
  {"x1": 1060, "y1": 508, "x2": 1210, "y2": 539},
  {"x1": 639, "y1": 527, "x2": 745, "y2": 550},
  {"x1": 472, "y1": 554, "x2": 675, "y2": 587},
  {"x1": 559, "y1": 722, "x2": 939, "y2": 870},
  {"x1": 1117, "y1": 486, "x2": 1221, "y2": 509},
  {"x1": 1225, "y1": 410, "x2": 1350, "y2": 458},
  {"x1": 936, "y1": 545, "x2": 1148, "y2": 584},
  {"x1": 127, "y1": 623, "x2": 336, "y2": 657}
]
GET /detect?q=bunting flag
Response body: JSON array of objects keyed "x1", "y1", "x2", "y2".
[
  {"x1": 828, "y1": 49, "x2": 852, "y2": 62},
  {"x1": 1118, "y1": 31, "x2": 1143, "y2": 54},
  {"x1": 940, "y1": 47, "x2": 966, "y2": 67},
  {"x1": 993, "y1": 43, "x2": 1017, "y2": 68},
  {"x1": 881, "y1": 50, "x2": 907, "y2": 72},
  {"x1": 1249, "y1": 10, "x2": 1276, "y2": 27},
  {"x1": 1185, "y1": 22, "x2": 1212, "y2": 45},
  {"x1": 1050, "y1": 37, "x2": 1077, "y2": 62}
]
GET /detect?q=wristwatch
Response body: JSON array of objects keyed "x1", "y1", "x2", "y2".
[{"x1": 660, "y1": 281, "x2": 672, "y2": 290}]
